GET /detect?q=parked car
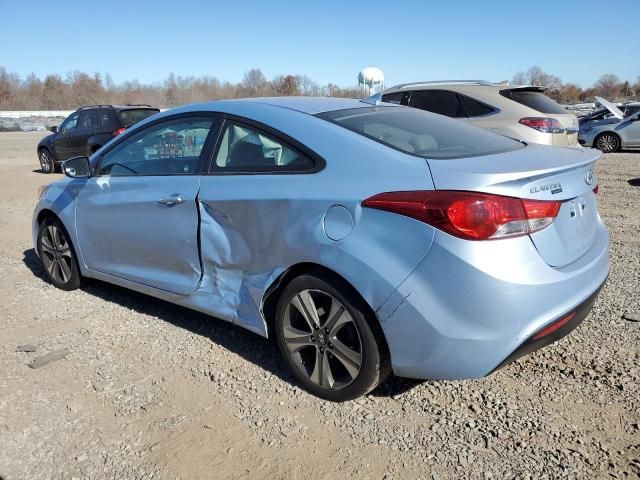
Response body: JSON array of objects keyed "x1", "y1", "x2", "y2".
[
  {"x1": 37, "y1": 104, "x2": 160, "y2": 173},
  {"x1": 578, "y1": 97, "x2": 640, "y2": 152},
  {"x1": 382, "y1": 80, "x2": 579, "y2": 147},
  {"x1": 33, "y1": 97, "x2": 609, "y2": 401}
]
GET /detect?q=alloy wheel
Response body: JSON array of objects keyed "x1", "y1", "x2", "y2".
[
  {"x1": 40, "y1": 224, "x2": 73, "y2": 284},
  {"x1": 596, "y1": 134, "x2": 619, "y2": 153},
  {"x1": 283, "y1": 289, "x2": 363, "y2": 390},
  {"x1": 39, "y1": 149, "x2": 53, "y2": 173}
]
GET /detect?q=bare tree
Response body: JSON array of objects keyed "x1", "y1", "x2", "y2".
[
  {"x1": 274, "y1": 74, "x2": 300, "y2": 96},
  {"x1": 594, "y1": 74, "x2": 622, "y2": 98},
  {"x1": 241, "y1": 68, "x2": 268, "y2": 96},
  {"x1": 512, "y1": 66, "x2": 561, "y2": 89}
]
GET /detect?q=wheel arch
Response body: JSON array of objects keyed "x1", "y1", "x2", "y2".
[
  {"x1": 36, "y1": 208, "x2": 59, "y2": 226},
  {"x1": 261, "y1": 262, "x2": 391, "y2": 360},
  {"x1": 89, "y1": 143, "x2": 103, "y2": 154}
]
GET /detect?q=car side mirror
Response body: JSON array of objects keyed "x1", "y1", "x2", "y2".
[
  {"x1": 49, "y1": 125, "x2": 58, "y2": 133},
  {"x1": 63, "y1": 156, "x2": 91, "y2": 178}
]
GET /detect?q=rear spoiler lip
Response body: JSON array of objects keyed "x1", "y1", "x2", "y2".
[
  {"x1": 499, "y1": 85, "x2": 549, "y2": 93},
  {"x1": 425, "y1": 144, "x2": 602, "y2": 196}
]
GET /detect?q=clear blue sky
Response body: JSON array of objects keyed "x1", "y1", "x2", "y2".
[{"x1": 1, "y1": 0, "x2": 638, "y2": 88}]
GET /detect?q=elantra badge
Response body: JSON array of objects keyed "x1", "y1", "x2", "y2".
[
  {"x1": 584, "y1": 169, "x2": 594, "y2": 185},
  {"x1": 530, "y1": 182, "x2": 563, "y2": 194}
]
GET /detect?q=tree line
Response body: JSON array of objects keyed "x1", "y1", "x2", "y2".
[
  {"x1": 0, "y1": 67, "x2": 361, "y2": 110},
  {"x1": 512, "y1": 66, "x2": 639, "y2": 103},
  {"x1": 0, "y1": 65, "x2": 638, "y2": 110}
]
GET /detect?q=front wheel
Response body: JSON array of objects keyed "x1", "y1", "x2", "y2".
[
  {"x1": 37, "y1": 218, "x2": 83, "y2": 290},
  {"x1": 39, "y1": 149, "x2": 54, "y2": 174},
  {"x1": 594, "y1": 133, "x2": 620, "y2": 153},
  {"x1": 275, "y1": 272, "x2": 388, "y2": 401}
]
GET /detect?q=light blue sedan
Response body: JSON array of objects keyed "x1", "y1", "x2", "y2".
[{"x1": 33, "y1": 97, "x2": 609, "y2": 401}]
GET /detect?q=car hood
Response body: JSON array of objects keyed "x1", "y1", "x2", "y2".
[{"x1": 595, "y1": 96, "x2": 624, "y2": 120}]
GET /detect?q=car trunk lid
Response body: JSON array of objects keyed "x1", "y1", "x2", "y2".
[{"x1": 426, "y1": 144, "x2": 601, "y2": 267}]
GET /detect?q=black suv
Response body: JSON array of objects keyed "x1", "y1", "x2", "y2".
[{"x1": 37, "y1": 104, "x2": 160, "y2": 173}]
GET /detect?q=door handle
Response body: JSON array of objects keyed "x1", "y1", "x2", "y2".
[{"x1": 158, "y1": 195, "x2": 185, "y2": 206}]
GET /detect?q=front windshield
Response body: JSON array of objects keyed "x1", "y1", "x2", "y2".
[{"x1": 316, "y1": 106, "x2": 524, "y2": 159}]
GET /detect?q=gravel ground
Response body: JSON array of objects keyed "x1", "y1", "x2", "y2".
[{"x1": 0, "y1": 132, "x2": 638, "y2": 479}]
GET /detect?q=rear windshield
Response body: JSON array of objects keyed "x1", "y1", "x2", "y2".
[
  {"x1": 117, "y1": 108, "x2": 159, "y2": 126},
  {"x1": 316, "y1": 106, "x2": 524, "y2": 159},
  {"x1": 500, "y1": 89, "x2": 567, "y2": 114}
]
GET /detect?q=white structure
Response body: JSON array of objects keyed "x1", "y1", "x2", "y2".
[
  {"x1": 358, "y1": 67, "x2": 385, "y2": 96},
  {"x1": 0, "y1": 110, "x2": 74, "y2": 118}
]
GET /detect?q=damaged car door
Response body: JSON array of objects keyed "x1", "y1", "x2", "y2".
[
  {"x1": 196, "y1": 117, "x2": 319, "y2": 332},
  {"x1": 76, "y1": 114, "x2": 219, "y2": 295}
]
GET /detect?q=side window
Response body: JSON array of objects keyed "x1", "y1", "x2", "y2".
[
  {"x1": 410, "y1": 91, "x2": 467, "y2": 118},
  {"x1": 459, "y1": 95, "x2": 496, "y2": 117},
  {"x1": 98, "y1": 116, "x2": 215, "y2": 176},
  {"x1": 60, "y1": 112, "x2": 79, "y2": 134},
  {"x1": 212, "y1": 120, "x2": 314, "y2": 172},
  {"x1": 78, "y1": 110, "x2": 100, "y2": 130},
  {"x1": 382, "y1": 92, "x2": 407, "y2": 105},
  {"x1": 100, "y1": 109, "x2": 115, "y2": 129}
]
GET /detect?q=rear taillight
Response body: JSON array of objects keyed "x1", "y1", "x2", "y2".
[
  {"x1": 519, "y1": 117, "x2": 564, "y2": 134},
  {"x1": 592, "y1": 185, "x2": 599, "y2": 194},
  {"x1": 112, "y1": 127, "x2": 126, "y2": 137},
  {"x1": 362, "y1": 191, "x2": 561, "y2": 240}
]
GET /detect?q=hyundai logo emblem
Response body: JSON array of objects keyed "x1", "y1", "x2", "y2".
[{"x1": 584, "y1": 169, "x2": 594, "y2": 186}]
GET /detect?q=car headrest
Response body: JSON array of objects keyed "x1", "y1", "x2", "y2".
[{"x1": 228, "y1": 142, "x2": 268, "y2": 167}]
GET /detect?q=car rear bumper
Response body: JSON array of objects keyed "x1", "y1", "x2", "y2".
[
  {"x1": 490, "y1": 282, "x2": 604, "y2": 373},
  {"x1": 578, "y1": 131, "x2": 595, "y2": 147},
  {"x1": 377, "y1": 218, "x2": 610, "y2": 380}
]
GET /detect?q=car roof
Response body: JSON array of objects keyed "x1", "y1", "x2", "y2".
[
  {"x1": 383, "y1": 81, "x2": 547, "y2": 94},
  {"x1": 76, "y1": 104, "x2": 159, "y2": 111},
  {"x1": 221, "y1": 96, "x2": 380, "y2": 114},
  {"x1": 156, "y1": 96, "x2": 397, "y2": 118}
]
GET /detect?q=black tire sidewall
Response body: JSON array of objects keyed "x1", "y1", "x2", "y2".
[
  {"x1": 274, "y1": 272, "x2": 385, "y2": 402},
  {"x1": 37, "y1": 217, "x2": 83, "y2": 290}
]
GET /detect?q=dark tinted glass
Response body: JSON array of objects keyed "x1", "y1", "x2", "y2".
[
  {"x1": 78, "y1": 110, "x2": 100, "y2": 130},
  {"x1": 100, "y1": 109, "x2": 116, "y2": 129},
  {"x1": 317, "y1": 107, "x2": 523, "y2": 159},
  {"x1": 409, "y1": 91, "x2": 466, "y2": 118},
  {"x1": 117, "y1": 109, "x2": 160, "y2": 126},
  {"x1": 460, "y1": 95, "x2": 495, "y2": 117},
  {"x1": 381, "y1": 92, "x2": 406, "y2": 105},
  {"x1": 500, "y1": 89, "x2": 567, "y2": 114}
]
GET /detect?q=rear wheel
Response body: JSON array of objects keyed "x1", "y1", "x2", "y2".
[
  {"x1": 594, "y1": 133, "x2": 620, "y2": 153},
  {"x1": 37, "y1": 217, "x2": 83, "y2": 290},
  {"x1": 38, "y1": 148, "x2": 54, "y2": 174},
  {"x1": 275, "y1": 272, "x2": 388, "y2": 401}
]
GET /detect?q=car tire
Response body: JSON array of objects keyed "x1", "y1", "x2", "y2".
[
  {"x1": 38, "y1": 148, "x2": 54, "y2": 174},
  {"x1": 37, "y1": 217, "x2": 84, "y2": 291},
  {"x1": 594, "y1": 133, "x2": 621, "y2": 153},
  {"x1": 274, "y1": 271, "x2": 389, "y2": 401}
]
